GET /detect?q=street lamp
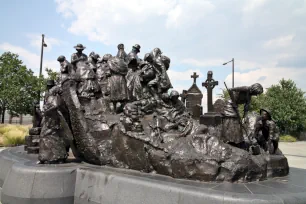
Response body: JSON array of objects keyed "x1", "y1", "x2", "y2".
[
  {"x1": 38, "y1": 34, "x2": 47, "y2": 102},
  {"x1": 223, "y1": 58, "x2": 234, "y2": 88},
  {"x1": 39, "y1": 34, "x2": 47, "y2": 78}
]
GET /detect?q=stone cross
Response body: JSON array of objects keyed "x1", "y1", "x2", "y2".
[
  {"x1": 180, "y1": 90, "x2": 188, "y2": 104},
  {"x1": 202, "y1": 71, "x2": 218, "y2": 112},
  {"x1": 191, "y1": 72, "x2": 199, "y2": 84}
]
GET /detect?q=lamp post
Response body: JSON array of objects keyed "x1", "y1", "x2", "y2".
[
  {"x1": 38, "y1": 34, "x2": 47, "y2": 102},
  {"x1": 223, "y1": 58, "x2": 234, "y2": 88},
  {"x1": 39, "y1": 34, "x2": 47, "y2": 78}
]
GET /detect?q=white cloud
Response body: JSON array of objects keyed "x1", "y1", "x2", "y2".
[
  {"x1": 181, "y1": 58, "x2": 224, "y2": 67},
  {"x1": 55, "y1": 0, "x2": 306, "y2": 92},
  {"x1": 168, "y1": 69, "x2": 204, "y2": 83},
  {"x1": 165, "y1": 0, "x2": 215, "y2": 28},
  {"x1": 224, "y1": 65, "x2": 306, "y2": 91},
  {"x1": 243, "y1": 0, "x2": 267, "y2": 12},
  {"x1": 55, "y1": 0, "x2": 215, "y2": 46},
  {"x1": 264, "y1": 35, "x2": 295, "y2": 49},
  {"x1": 181, "y1": 58, "x2": 273, "y2": 71},
  {"x1": 0, "y1": 43, "x2": 58, "y2": 76},
  {"x1": 26, "y1": 34, "x2": 63, "y2": 52}
]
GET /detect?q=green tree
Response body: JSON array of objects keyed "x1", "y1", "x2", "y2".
[
  {"x1": 0, "y1": 52, "x2": 42, "y2": 123},
  {"x1": 249, "y1": 93, "x2": 267, "y2": 113},
  {"x1": 45, "y1": 67, "x2": 58, "y2": 81},
  {"x1": 265, "y1": 79, "x2": 306, "y2": 135}
]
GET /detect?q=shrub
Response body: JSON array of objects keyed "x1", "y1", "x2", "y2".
[
  {"x1": 0, "y1": 125, "x2": 13, "y2": 134},
  {"x1": 0, "y1": 125, "x2": 30, "y2": 147},
  {"x1": 0, "y1": 135, "x2": 3, "y2": 146},
  {"x1": 3, "y1": 130, "x2": 26, "y2": 146},
  {"x1": 279, "y1": 135, "x2": 297, "y2": 142}
]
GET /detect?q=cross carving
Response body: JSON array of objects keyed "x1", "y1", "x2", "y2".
[
  {"x1": 202, "y1": 71, "x2": 218, "y2": 112},
  {"x1": 191, "y1": 72, "x2": 199, "y2": 84}
]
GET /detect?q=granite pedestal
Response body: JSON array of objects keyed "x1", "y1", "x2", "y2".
[{"x1": 1, "y1": 146, "x2": 306, "y2": 204}]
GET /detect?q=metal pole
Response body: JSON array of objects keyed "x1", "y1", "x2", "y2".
[
  {"x1": 37, "y1": 34, "x2": 45, "y2": 103},
  {"x1": 232, "y1": 58, "x2": 234, "y2": 88},
  {"x1": 39, "y1": 34, "x2": 44, "y2": 78}
]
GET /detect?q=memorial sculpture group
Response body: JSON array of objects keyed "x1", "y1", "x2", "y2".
[{"x1": 27, "y1": 43, "x2": 289, "y2": 183}]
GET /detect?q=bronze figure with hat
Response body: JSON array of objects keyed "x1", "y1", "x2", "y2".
[
  {"x1": 71, "y1": 43, "x2": 88, "y2": 65},
  {"x1": 133, "y1": 44, "x2": 141, "y2": 52},
  {"x1": 74, "y1": 43, "x2": 86, "y2": 50}
]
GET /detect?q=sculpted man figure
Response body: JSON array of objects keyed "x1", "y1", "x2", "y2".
[
  {"x1": 71, "y1": 44, "x2": 88, "y2": 66},
  {"x1": 32, "y1": 101, "x2": 42, "y2": 128},
  {"x1": 128, "y1": 44, "x2": 141, "y2": 63},
  {"x1": 227, "y1": 83, "x2": 264, "y2": 118},
  {"x1": 38, "y1": 80, "x2": 68, "y2": 164},
  {"x1": 107, "y1": 57, "x2": 129, "y2": 113},
  {"x1": 222, "y1": 83, "x2": 263, "y2": 148},
  {"x1": 44, "y1": 80, "x2": 56, "y2": 104},
  {"x1": 126, "y1": 56, "x2": 144, "y2": 101},
  {"x1": 151, "y1": 48, "x2": 172, "y2": 93},
  {"x1": 253, "y1": 108, "x2": 280, "y2": 154},
  {"x1": 163, "y1": 90, "x2": 188, "y2": 131},
  {"x1": 143, "y1": 53, "x2": 161, "y2": 99},
  {"x1": 88, "y1": 52, "x2": 100, "y2": 73},
  {"x1": 96, "y1": 54, "x2": 112, "y2": 97},
  {"x1": 71, "y1": 44, "x2": 100, "y2": 98},
  {"x1": 57, "y1": 55, "x2": 74, "y2": 84},
  {"x1": 116, "y1": 43, "x2": 128, "y2": 62}
]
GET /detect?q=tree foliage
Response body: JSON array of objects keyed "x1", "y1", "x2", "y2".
[
  {"x1": 45, "y1": 67, "x2": 58, "y2": 82},
  {"x1": 0, "y1": 52, "x2": 45, "y2": 123},
  {"x1": 265, "y1": 79, "x2": 306, "y2": 135}
]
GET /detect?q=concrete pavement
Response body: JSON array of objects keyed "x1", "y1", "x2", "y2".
[{"x1": 279, "y1": 141, "x2": 306, "y2": 170}]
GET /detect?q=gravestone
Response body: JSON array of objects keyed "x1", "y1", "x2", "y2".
[
  {"x1": 184, "y1": 72, "x2": 203, "y2": 120},
  {"x1": 200, "y1": 71, "x2": 222, "y2": 127}
]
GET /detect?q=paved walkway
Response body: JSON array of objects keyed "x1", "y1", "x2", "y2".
[{"x1": 279, "y1": 141, "x2": 306, "y2": 169}]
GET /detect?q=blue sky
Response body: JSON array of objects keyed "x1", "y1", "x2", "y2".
[{"x1": 1, "y1": 0, "x2": 306, "y2": 111}]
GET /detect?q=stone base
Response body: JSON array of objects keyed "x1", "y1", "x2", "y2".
[
  {"x1": 1, "y1": 146, "x2": 306, "y2": 204},
  {"x1": 29, "y1": 127, "x2": 42, "y2": 136},
  {"x1": 200, "y1": 112, "x2": 222, "y2": 126},
  {"x1": 25, "y1": 135, "x2": 40, "y2": 155}
]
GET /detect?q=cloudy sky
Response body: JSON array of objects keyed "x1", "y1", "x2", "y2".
[{"x1": 1, "y1": 0, "x2": 306, "y2": 111}]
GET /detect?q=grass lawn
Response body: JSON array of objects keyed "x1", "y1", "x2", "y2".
[{"x1": 279, "y1": 135, "x2": 297, "y2": 142}]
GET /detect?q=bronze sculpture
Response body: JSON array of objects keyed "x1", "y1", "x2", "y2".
[
  {"x1": 222, "y1": 83, "x2": 264, "y2": 149},
  {"x1": 253, "y1": 108, "x2": 280, "y2": 154},
  {"x1": 33, "y1": 43, "x2": 288, "y2": 183},
  {"x1": 96, "y1": 54, "x2": 112, "y2": 97},
  {"x1": 38, "y1": 80, "x2": 68, "y2": 164},
  {"x1": 116, "y1": 43, "x2": 128, "y2": 62}
]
